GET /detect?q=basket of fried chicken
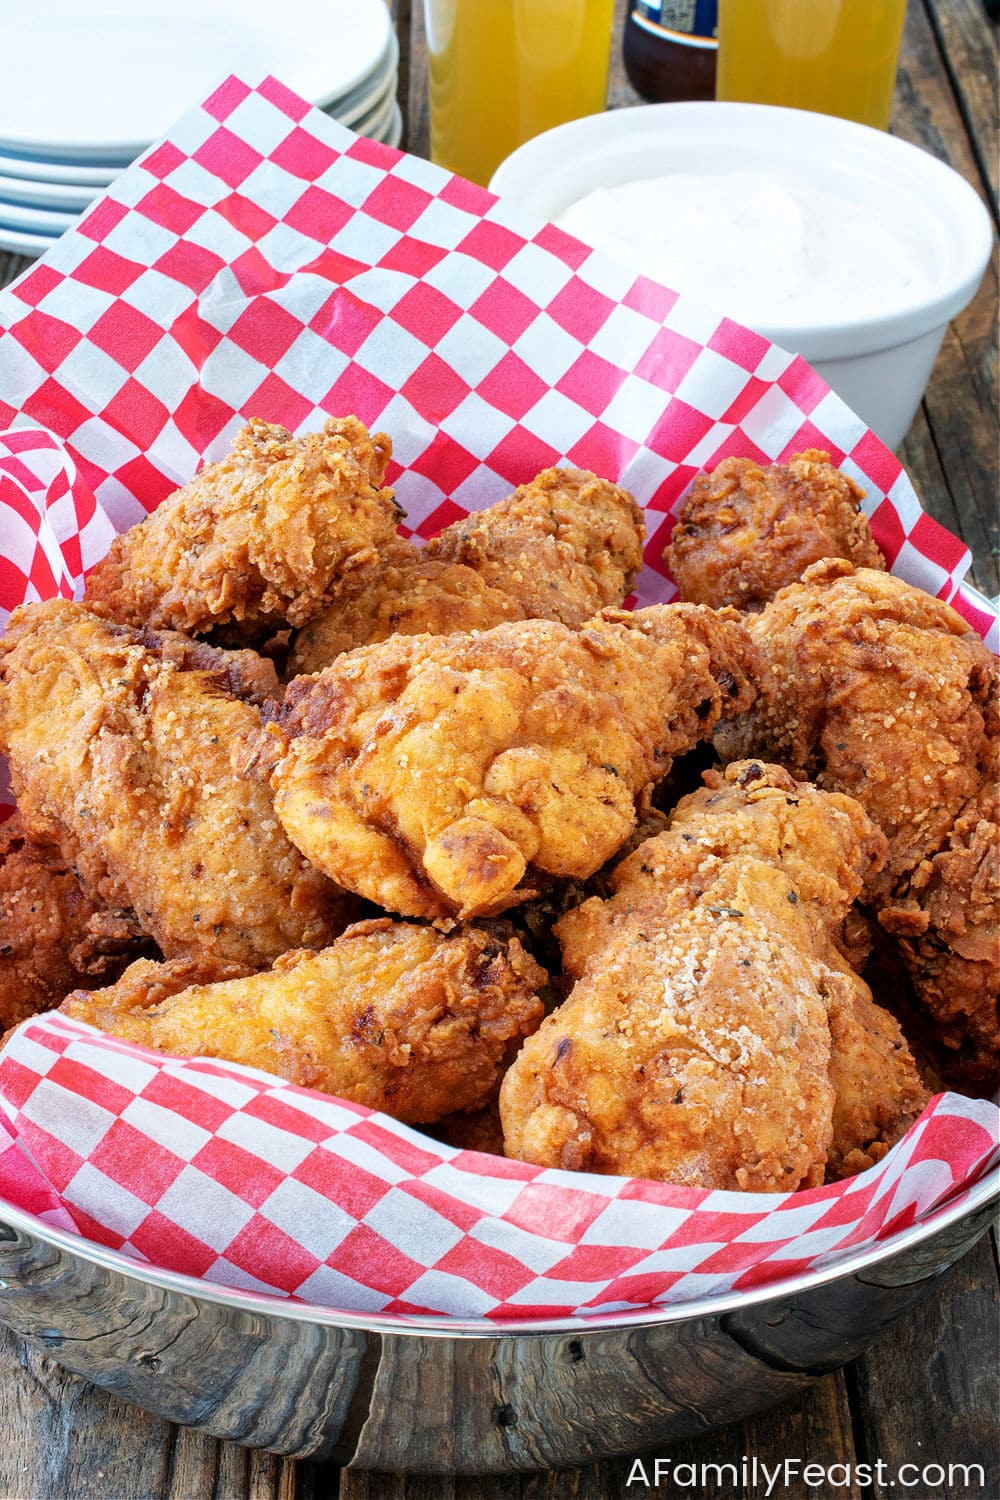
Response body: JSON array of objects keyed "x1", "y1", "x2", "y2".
[{"x1": 0, "y1": 421, "x2": 996, "y2": 1317}]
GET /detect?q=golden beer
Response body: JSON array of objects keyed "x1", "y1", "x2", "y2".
[
  {"x1": 426, "y1": 0, "x2": 615, "y2": 186},
  {"x1": 716, "y1": 0, "x2": 908, "y2": 131}
]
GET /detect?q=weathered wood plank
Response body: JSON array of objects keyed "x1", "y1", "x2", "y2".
[
  {"x1": 644, "y1": 1371, "x2": 863, "y2": 1500},
  {"x1": 924, "y1": 0, "x2": 1000, "y2": 214},
  {"x1": 891, "y1": 0, "x2": 999, "y2": 594},
  {"x1": 848, "y1": 1232, "x2": 1000, "y2": 1500},
  {"x1": 0, "y1": 1321, "x2": 307, "y2": 1500}
]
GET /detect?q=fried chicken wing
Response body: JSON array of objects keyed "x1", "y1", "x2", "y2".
[
  {"x1": 716, "y1": 561, "x2": 999, "y2": 1086},
  {"x1": 0, "y1": 813, "x2": 149, "y2": 1032},
  {"x1": 502, "y1": 762, "x2": 927, "y2": 1188},
  {"x1": 260, "y1": 605, "x2": 759, "y2": 922},
  {"x1": 85, "y1": 416, "x2": 401, "y2": 638},
  {"x1": 0, "y1": 599, "x2": 350, "y2": 969},
  {"x1": 666, "y1": 450, "x2": 885, "y2": 610},
  {"x1": 60, "y1": 919, "x2": 546, "y2": 1124},
  {"x1": 288, "y1": 467, "x2": 645, "y2": 674}
]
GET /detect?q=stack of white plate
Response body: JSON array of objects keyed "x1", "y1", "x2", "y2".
[{"x1": 0, "y1": 0, "x2": 401, "y2": 259}]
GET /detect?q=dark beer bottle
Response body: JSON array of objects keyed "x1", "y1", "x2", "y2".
[{"x1": 623, "y1": 2, "x2": 719, "y2": 103}]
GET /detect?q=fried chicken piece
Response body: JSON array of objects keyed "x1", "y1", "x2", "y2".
[
  {"x1": 878, "y1": 764, "x2": 1000, "y2": 1086},
  {"x1": 716, "y1": 560, "x2": 999, "y2": 1087},
  {"x1": 0, "y1": 599, "x2": 350, "y2": 969},
  {"x1": 0, "y1": 813, "x2": 149, "y2": 1032},
  {"x1": 288, "y1": 467, "x2": 645, "y2": 674},
  {"x1": 824, "y1": 976, "x2": 930, "y2": 1179},
  {"x1": 59, "y1": 919, "x2": 546, "y2": 1124},
  {"x1": 428, "y1": 467, "x2": 645, "y2": 625},
  {"x1": 85, "y1": 416, "x2": 401, "y2": 638},
  {"x1": 502, "y1": 762, "x2": 927, "y2": 1188},
  {"x1": 259, "y1": 605, "x2": 759, "y2": 922},
  {"x1": 131, "y1": 628, "x2": 281, "y2": 703},
  {"x1": 666, "y1": 450, "x2": 885, "y2": 611},
  {"x1": 288, "y1": 539, "x2": 527, "y2": 673}
]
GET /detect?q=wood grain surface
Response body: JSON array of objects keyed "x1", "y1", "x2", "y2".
[{"x1": 0, "y1": 2, "x2": 997, "y2": 1496}]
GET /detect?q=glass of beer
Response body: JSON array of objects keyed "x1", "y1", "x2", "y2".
[
  {"x1": 715, "y1": 0, "x2": 909, "y2": 132},
  {"x1": 424, "y1": 0, "x2": 616, "y2": 187}
]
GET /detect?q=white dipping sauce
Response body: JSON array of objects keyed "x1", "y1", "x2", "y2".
[{"x1": 556, "y1": 171, "x2": 933, "y2": 328}]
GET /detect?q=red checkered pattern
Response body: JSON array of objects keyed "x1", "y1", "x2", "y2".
[
  {"x1": 0, "y1": 75, "x2": 984, "y2": 613},
  {"x1": 0, "y1": 1016, "x2": 996, "y2": 1319},
  {"x1": 0, "y1": 427, "x2": 115, "y2": 631},
  {"x1": 0, "y1": 76, "x2": 996, "y2": 1312}
]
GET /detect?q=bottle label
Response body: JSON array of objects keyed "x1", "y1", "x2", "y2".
[{"x1": 632, "y1": 1, "x2": 718, "y2": 45}]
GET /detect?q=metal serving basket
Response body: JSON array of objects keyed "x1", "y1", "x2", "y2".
[{"x1": 0, "y1": 1169, "x2": 995, "y2": 1475}]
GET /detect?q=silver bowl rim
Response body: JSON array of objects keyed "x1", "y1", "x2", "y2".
[{"x1": 1, "y1": 1164, "x2": 996, "y2": 1341}]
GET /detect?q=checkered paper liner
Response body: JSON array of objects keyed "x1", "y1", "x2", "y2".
[
  {"x1": 1, "y1": 1017, "x2": 996, "y2": 1318},
  {"x1": 0, "y1": 75, "x2": 996, "y2": 1319}
]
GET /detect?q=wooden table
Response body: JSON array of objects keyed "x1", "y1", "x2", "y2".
[{"x1": 0, "y1": 3, "x2": 996, "y2": 1496}]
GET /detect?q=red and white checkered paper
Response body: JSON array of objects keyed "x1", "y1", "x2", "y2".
[{"x1": 0, "y1": 75, "x2": 996, "y2": 1320}]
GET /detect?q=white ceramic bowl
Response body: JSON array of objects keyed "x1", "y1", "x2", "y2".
[{"x1": 489, "y1": 103, "x2": 994, "y2": 449}]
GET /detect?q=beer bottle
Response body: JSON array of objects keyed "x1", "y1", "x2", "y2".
[{"x1": 623, "y1": 2, "x2": 719, "y2": 103}]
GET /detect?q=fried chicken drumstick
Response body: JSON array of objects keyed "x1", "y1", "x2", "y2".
[
  {"x1": 288, "y1": 466, "x2": 645, "y2": 674},
  {"x1": 60, "y1": 919, "x2": 546, "y2": 1124},
  {"x1": 259, "y1": 604, "x2": 759, "y2": 922},
  {"x1": 716, "y1": 561, "x2": 999, "y2": 1088},
  {"x1": 665, "y1": 450, "x2": 885, "y2": 611},
  {"x1": 501, "y1": 762, "x2": 928, "y2": 1189},
  {"x1": 85, "y1": 416, "x2": 401, "y2": 638},
  {"x1": 0, "y1": 599, "x2": 350, "y2": 969}
]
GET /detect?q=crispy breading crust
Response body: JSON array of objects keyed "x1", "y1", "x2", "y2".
[
  {"x1": 60, "y1": 919, "x2": 546, "y2": 1124},
  {"x1": 0, "y1": 599, "x2": 351, "y2": 968},
  {"x1": 288, "y1": 540, "x2": 527, "y2": 674},
  {"x1": 0, "y1": 813, "x2": 149, "y2": 1032},
  {"x1": 666, "y1": 450, "x2": 885, "y2": 610},
  {"x1": 85, "y1": 416, "x2": 401, "y2": 637},
  {"x1": 716, "y1": 561, "x2": 999, "y2": 1087},
  {"x1": 426, "y1": 467, "x2": 645, "y2": 624},
  {"x1": 287, "y1": 466, "x2": 645, "y2": 674},
  {"x1": 502, "y1": 762, "x2": 927, "y2": 1188},
  {"x1": 261, "y1": 604, "x2": 759, "y2": 922}
]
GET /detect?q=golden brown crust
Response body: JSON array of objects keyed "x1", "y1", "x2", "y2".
[
  {"x1": 507, "y1": 860, "x2": 838, "y2": 1191},
  {"x1": 823, "y1": 971, "x2": 929, "y2": 1179},
  {"x1": 426, "y1": 467, "x2": 645, "y2": 624},
  {"x1": 0, "y1": 599, "x2": 351, "y2": 969},
  {"x1": 60, "y1": 920, "x2": 546, "y2": 1124},
  {"x1": 716, "y1": 562, "x2": 999, "y2": 1086},
  {"x1": 288, "y1": 541, "x2": 526, "y2": 674},
  {"x1": 666, "y1": 450, "x2": 885, "y2": 610},
  {"x1": 85, "y1": 416, "x2": 401, "y2": 638},
  {"x1": 503, "y1": 762, "x2": 927, "y2": 1188},
  {"x1": 0, "y1": 813, "x2": 149, "y2": 1032},
  {"x1": 287, "y1": 466, "x2": 645, "y2": 675},
  {"x1": 264, "y1": 604, "x2": 759, "y2": 922}
]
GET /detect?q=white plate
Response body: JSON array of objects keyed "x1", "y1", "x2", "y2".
[
  {"x1": 0, "y1": 223, "x2": 59, "y2": 258},
  {"x1": 0, "y1": 0, "x2": 392, "y2": 158},
  {"x1": 0, "y1": 149, "x2": 122, "y2": 187},
  {"x1": 0, "y1": 171, "x2": 100, "y2": 211},
  {"x1": 353, "y1": 88, "x2": 397, "y2": 143},
  {"x1": 0, "y1": 197, "x2": 78, "y2": 235},
  {"x1": 330, "y1": 29, "x2": 398, "y2": 126},
  {"x1": 381, "y1": 103, "x2": 403, "y2": 150},
  {"x1": 338, "y1": 69, "x2": 397, "y2": 133}
]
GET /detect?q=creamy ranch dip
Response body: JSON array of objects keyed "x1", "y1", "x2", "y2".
[{"x1": 556, "y1": 170, "x2": 933, "y2": 327}]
